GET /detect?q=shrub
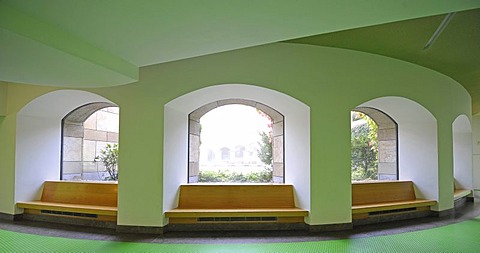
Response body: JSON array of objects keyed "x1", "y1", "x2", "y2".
[
  {"x1": 198, "y1": 167, "x2": 272, "y2": 183},
  {"x1": 94, "y1": 143, "x2": 118, "y2": 181}
]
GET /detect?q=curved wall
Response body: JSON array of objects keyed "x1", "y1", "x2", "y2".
[
  {"x1": 360, "y1": 97, "x2": 438, "y2": 202},
  {"x1": 163, "y1": 84, "x2": 310, "y2": 222},
  {"x1": 0, "y1": 43, "x2": 472, "y2": 226},
  {"x1": 453, "y1": 115, "x2": 473, "y2": 190},
  {"x1": 15, "y1": 90, "x2": 115, "y2": 212}
]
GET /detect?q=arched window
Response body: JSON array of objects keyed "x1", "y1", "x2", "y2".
[
  {"x1": 188, "y1": 99, "x2": 284, "y2": 183},
  {"x1": 61, "y1": 102, "x2": 119, "y2": 181},
  {"x1": 351, "y1": 107, "x2": 398, "y2": 181}
]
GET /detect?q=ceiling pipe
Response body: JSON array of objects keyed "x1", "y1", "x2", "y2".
[{"x1": 423, "y1": 12, "x2": 456, "y2": 50}]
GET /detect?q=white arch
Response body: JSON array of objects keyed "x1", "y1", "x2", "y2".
[
  {"x1": 360, "y1": 96, "x2": 438, "y2": 200},
  {"x1": 453, "y1": 115, "x2": 473, "y2": 190},
  {"x1": 163, "y1": 84, "x2": 310, "y2": 216},
  {"x1": 15, "y1": 90, "x2": 115, "y2": 210}
]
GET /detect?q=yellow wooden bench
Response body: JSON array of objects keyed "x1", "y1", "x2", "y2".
[
  {"x1": 352, "y1": 181, "x2": 436, "y2": 220},
  {"x1": 454, "y1": 188, "x2": 471, "y2": 200},
  {"x1": 17, "y1": 181, "x2": 117, "y2": 222},
  {"x1": 165, "y1": 184, "x2": 308, "y2": 224}
]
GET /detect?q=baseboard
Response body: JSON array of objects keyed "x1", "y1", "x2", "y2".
[
  {"x1": 22, "y1": 213, "x2": 116, "y2": 229},
  {"x1": 116, "y1": 225, "x2": 164, "y2": 234},
  {"x1": 430, "y1": 208, "x2": 454, "y2": 218},
  {"x1": 308, "y1": 222, "x2": 352, "y2": 232},
  {"x1": 166, "y1": 222, "x2": 307, "y2": 232},
  {"x1": 353, "y1": 210, "x2": 432, "y2": 226},
  {"x1": 0, "y1": 212, "x2": 22, "y2": 221}
]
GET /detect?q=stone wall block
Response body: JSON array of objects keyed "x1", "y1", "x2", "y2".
[
  {"x1": 63, "y1": 123, "x2": 84, "y2": 138},
  {"x1": 62, "y1": 161, "x2": 83, "y2": 173},
  {"x1": 273, "y1": 163, "x2": 284, "y2": 177},
  {"x1": 95, "y1": 142, "x2": 108, "y2": 157},
  {"x1": 97, "y1": 110, "x2": 119, "y2": 132},
  {"x1": 378, "y1": 162, "x2": 397, "y2": 174},
  {"x1": 63, "y1": 137, "x2": 82, "y2": 161},
  {"x1": 217, "y1": 99, "x2": 256, "y2": 107},
  {"x1": 83, "y1": 113, "x2": 97, "y2": 130},
  {"x1": 378, "y1": 128, "x2": 396, "y2": 140},
  {"x1": 189, "y1": 134, "x2": 200, "y2": 162},
  {"x1": 82, "y1": 161, "x2": 98, "y2": 173},
  {"x1": 273, "y1": 136, "x2": 283, "y2": 163},
  {"x1": 272, "y1": 121, "x2": 283, "y2": 137},
  {"x1": 189, "y1": 101, "x2": 218, "y2": 121},
  {"x1": 84, "y1": 129, "x2": 107, "y2": 141},
  {"x1": 379, "y1": 140, "x2": 396, "y2": 163},
  {"x1": 83, "y1": 140, "x2": 97, "y2": 162},
  {"x1": 189, "y1": 120, "x2": 201, "y2": 135},
  {"x1": 107, "y1": 132, "x2": 119, "y2": 142},
  {"x1": 189, "y1": 162, "x2": 199, "y2": 176}
]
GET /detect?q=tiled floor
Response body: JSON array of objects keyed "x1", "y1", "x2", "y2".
[{"x1": 1, "y1": 200, "x2": 479, "y2": 245}]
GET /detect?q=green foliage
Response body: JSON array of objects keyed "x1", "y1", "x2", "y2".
[
  {"x1": 351, "y1": 113, "x2": 378, "y2": 181},
  {"x1": 198, "y1": 168, "x2": 273, "y2": 183},
  {"x1": 95, "y1": 143, "x2": 119, "y2": 181},
  {"x1": 257, "y1": 131, "x2": 272, "y2": 166}
]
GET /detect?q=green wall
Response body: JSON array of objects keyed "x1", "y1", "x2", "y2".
[{"x1": 0, "y1": 43, "x2": 471, "y2": 226}]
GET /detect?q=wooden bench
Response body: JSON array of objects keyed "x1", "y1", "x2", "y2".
[
  {"x1": 17, "y1": 181, "x2": 117, "y2": 222},
  {"x1": 454, "y1": 188, "x2": 471, "y2": 200},
  {"x1": 165, "y1": 184, "x2": 308, "y2": 224},
  {"x1": 352, "y1": 181, "x2": 436, "y2": 221}
]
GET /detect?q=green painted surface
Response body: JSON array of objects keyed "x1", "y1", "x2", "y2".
[
  {"x1": 0, "y1": 43, "x2": 471, "y2": 226},
  {"x1": 288, "y1": 8, "x2": 480, "y2": 114},
  {"x1": 1, "y1": 1, "x2": 479, "y2": 87},
  {"x1": 0, "y1": 82, "x2": 6, "y2": 116},
  {"x1": 2, "y1": 216, "x2": 480, "y2": 252},
  {"x1": 0, "y1": 2, "x2": 138, "y2": 85}
]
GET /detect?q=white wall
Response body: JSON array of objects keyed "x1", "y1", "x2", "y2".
[
  {"x1": 452, "y1": 115, "x2": 472, "y2": 190},
  {"x1": 15, "y1": 90, "x2": 115, "y2": 213},
  {"x1": 163, "y1": 84, "x2": 311, "y2": 218},
  {"x1": 361, "y1": 97, "x2": 438, "y2": 200},
  {"x1": 15, "y1": 116, "x2": 61, "y2": 204},
  {"x1": 472, "y1": 115, "x2": 480, "y2": 196}
]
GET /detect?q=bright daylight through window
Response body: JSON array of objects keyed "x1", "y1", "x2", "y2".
[{"x1": 196, "y1": 104, "x2": 274, "y2": 183}]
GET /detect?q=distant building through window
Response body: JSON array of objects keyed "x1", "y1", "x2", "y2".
[{"x1": 188, "y1": 99, "x2": 284, "y2": 183}]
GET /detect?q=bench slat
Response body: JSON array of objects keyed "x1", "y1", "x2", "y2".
[
  {"x1": 178, "y1": 184, "x2": 296, "y2": 209},
  {"x1": 41, "y1": 181, "x2": 117, "y2": 207},
  {"x1": 352, "y1": 181, "x2": 416, "y2": 206},
  {"x1": 17, "y1": 181, "x2": 118, "y2": 222},
  {"x1": 166, "y1": 184, "x2": 307, "y2": 224},
  {"x1": 454, "y1": 189, "x2": 471, "y2": 200},
  {"x1": 17, "y1": 201, "x2": 117, "y2": 216},
  {"x1": 352, "y1": 199, "x2": 436, "y2": 214},
  {"x1": 351, "y1": 181, "x2": 436, "y2": 220}
]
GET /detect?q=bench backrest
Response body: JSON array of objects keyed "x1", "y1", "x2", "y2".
[
  {"x1": 41, "y1": 181, "x2": 118, "y2": 207},
  {"x1": 352, "y1": 181, "x2": 416, "y2": 205},
  {"x1": 177, "y1": 184, "x2": 296, "y2": 209}
]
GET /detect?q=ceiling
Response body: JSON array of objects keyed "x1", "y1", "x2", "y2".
[
  {"x1": 0, "y1": 1, "x2": 479, "y2": 111},
  {"x1": 287, "y1": 8, "x2": 480, "y2": 114}
]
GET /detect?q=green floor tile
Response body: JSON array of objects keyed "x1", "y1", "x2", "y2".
[{"x1": 1, "y1": 217, "x2": 480, "y2": 252}]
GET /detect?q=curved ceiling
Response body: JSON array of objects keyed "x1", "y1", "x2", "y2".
[
  {"x1": 1, "y1": 0, "x2": 478, "y2": 88},
  {"x1": 287, "y1": 8, "x2": 480, "y2": 114}
]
